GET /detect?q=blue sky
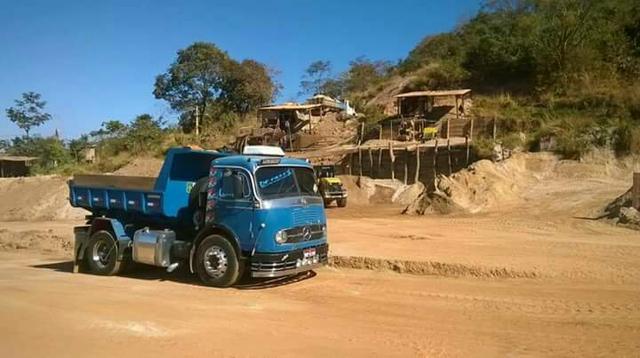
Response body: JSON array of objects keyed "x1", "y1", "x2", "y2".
[{"x1": 0, "y1": 0, "x2": 480, "y2": 139}]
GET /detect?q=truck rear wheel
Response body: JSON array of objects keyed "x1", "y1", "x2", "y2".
[
  {"x1": 85, "y1": 230, "x2": 126, "y2": 276},
  {"x1": 337, "y1": 198, "x2": 347, "y2": 207},
  {"x1": 195, "y1": 235, "x2": 240, "y2": 287}
]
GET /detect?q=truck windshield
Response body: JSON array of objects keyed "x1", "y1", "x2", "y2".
[{"x1": 256, "y1": 166, "x2": 318, "y2": 199}]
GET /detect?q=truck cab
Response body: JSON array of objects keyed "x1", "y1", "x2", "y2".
[{"x1": 69, "y1": 146, "x2": 328, "y2": 287}]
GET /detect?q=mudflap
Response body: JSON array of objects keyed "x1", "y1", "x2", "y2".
[{"x1": 73, "y1": 226, "x2": 91, "y2": 273}]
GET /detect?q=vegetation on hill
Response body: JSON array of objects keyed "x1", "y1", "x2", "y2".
[
  {"x1": 398, "y1": 0, "x2": 640, "y2": 158},
  {"x1": 302, "y1": 0, "x2": 640, "y2": 158}
]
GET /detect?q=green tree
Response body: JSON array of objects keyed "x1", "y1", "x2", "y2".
[
  {"x1": 220, "y1": 59, "x2": 277, "y2": 115},
  {"x1": 125, "y1": 114, "x2": 165, "y2": 153},
  {"x1": 5, "y1": 92, "x2": 52, "y2": 137},
  {"x1": 154, "y1": 42, "x2": 231, "y2": 132},
  {"x1": 68, "y1": 135, "x2": 90, "y2": 162},
  {"x1": 299, "y1": 60, "x2": 333, "y2": 96},
  {"x1": 344, "y1": 56, "x2": 393, "y2": 94}
]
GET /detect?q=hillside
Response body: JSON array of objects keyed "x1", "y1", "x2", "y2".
[{"x1": 345, "y1": 0, "x2": 640, "y2": 159}]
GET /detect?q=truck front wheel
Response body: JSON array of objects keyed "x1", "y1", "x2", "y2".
[
  {"x1": 85, "y1": 230, "x2": 126, "y2": 276},
  {"x1": 195, "y1": 235, "x2": 240, "y2": 287},
  {"x1": 337, "y1": 198, "x2": 347, "y2": 207}
]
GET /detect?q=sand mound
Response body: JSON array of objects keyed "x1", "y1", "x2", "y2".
[
  {"x1": 338, "y1": 175, "x2": 424, "y2": 206},
  {"x1": 113, "y1": 157, "x2": 163, "y2": 177},
  {"x1": 404, "y1": 150, "x2": 635, "y2": 215},
  {"x1": 0, "y1": 228, "x2": 72, "y2": 253},
  {"x1": 405, "y1": 152, "x2": 557, "y2": 214},
  {"x1": 0, "y1": 176, "x2": 87, "y2": 221}
]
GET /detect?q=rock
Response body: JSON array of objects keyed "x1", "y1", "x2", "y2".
[
  {"x1": 393, "y1": 182, "x2": 426, "y2": 205},
  {"x1": 619, "y1": 207, "x2": 640, "y2": 225}
]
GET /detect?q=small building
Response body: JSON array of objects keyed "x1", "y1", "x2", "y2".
[
  {"x1": 80, "y1": 144, "x2": 97, "y2": 163},
  {"x1": 0, "y1": 156, "x2": 38, "y2": 177},
  {"x1": 392, "y1": 89, "x2": 473, "y2": 139}
]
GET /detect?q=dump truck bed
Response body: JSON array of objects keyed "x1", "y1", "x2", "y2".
[{"x1": 69, "y1": 174, "x2": 165, "y2": 216}]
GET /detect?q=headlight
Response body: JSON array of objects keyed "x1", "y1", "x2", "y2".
[{"x1": 275, "y1": 230, "x2": 288, "y2": 244}]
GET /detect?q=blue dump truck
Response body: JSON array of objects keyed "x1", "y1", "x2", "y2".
[{"x1": 69, "y1": 146, "x2": 328, "y2": 287}]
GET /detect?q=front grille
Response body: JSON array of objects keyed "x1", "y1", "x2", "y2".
[
  {"x1": 292, "y1": 207, "x2": 322, "y2": 226},
  {"x1": 284, "y1": 224, "x2": 325, "y2": 243}
]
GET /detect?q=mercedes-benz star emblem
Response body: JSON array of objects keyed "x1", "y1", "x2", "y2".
[{"x1": 302, "y1": 226, "x2": 312, "y2": 241}]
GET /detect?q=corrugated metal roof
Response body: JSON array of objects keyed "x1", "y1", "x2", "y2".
[
  {"x1": 259, "y1": 103, "x2": 322, "y2": 111},
  {"x1": 394, "y1": 89, "x2": 472, "y2": 98},
  {"x1": 0, "y1": 155, "x2": 38, "y2": 162}
]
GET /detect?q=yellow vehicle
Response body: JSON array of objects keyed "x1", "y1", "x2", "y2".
[{"x1": 314, "y1": 165, "x2": 347, "y2": 208}]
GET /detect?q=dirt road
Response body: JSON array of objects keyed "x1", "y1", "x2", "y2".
[
  {"x1": 0, "y1": 250, "x2": 638, "y2": 357},
  {"x1": 1, "y1": 203, "x2": 640, "y2": 357}
]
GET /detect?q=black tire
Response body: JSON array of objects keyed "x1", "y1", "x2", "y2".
[
  {"x1": 195, "y1": 235, "x2": 240, "y2": 287},
  {"x1": 337, "y1": 198, "x2": 347, "y2": 207},
  {"x1": 323, "y1": 199, "x2": 333, "y2": 208},
  {"x1": 85, "y1": 230, "x2": 126, "y2": 276}
]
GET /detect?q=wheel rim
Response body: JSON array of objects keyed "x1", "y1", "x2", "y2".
[
  {"x1": 91, "y1": 239, "x2": 114, "y2": 269},
  {"x1": 203, "y1": 246, "x2": 228, "y2": 278}
]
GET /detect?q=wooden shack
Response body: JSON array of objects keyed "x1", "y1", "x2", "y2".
[
  {"x1": 393, "y1": 89, "x2": 472, "y2": 139},
  {"x1": 0, "y1": 156, "x2": 38, "y2": 177}
]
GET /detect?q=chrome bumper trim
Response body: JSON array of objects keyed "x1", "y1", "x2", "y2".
[{"x1": 251, "y1": 262, "x2": 325, "y2": 278}]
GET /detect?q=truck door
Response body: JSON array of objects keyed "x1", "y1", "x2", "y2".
[{"x1": 207, "y1": 167, "x2": 255, "y2": 252}]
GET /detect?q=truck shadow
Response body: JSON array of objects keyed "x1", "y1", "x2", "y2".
[{"x1": 30, "y1": 261, "x2": 316, "y2": 290}]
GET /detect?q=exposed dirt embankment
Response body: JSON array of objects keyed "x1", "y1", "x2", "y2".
[
  {"x1": 404, "y1": 151, "x2": 635, "y2": 216},
  {"x1": 0, "y1": 176, "x2": 87, "y2": 221},
  {"x1": 338, "y1": 175, "x2": 424, "y2": 206},
  {"x1": 0, "y1": 228, "x2": 72, "y2": 253},
  {"x1": 329, "y1": 256, "x2": 539, "y2": 279}
]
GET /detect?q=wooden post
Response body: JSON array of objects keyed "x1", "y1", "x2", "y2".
[
  {"x1": 447, "y1": 139, "x2": 452, "y2": 175},
  {"x1": 446, "y1": 118, "x2": 450, "y2": 139},
  {"x1": 389, "y1": 141, "x2": 395, "y2": 180},
  {"x1": 368, "y1": 148, "x2": 374, "y2": 178},
  {"x1": 358, "y1": 147, "x2": 363, "y2": 178},
  {"x1": 360, "y1": 122, "x2": 365, "y2": 145},
  {"x1": 377, "y1": 148, "x2": 382, "y2": 178},
  {"x1": 433, "y1": 139, "x2": 438, "y2": 179},
  {"x1": 633, "y1": 173, "x2": 640, "y2": 209},
  {"x1": 379, "y1": 125, "x2": 382, "y2": 140},
  {"x1": 404, "y1": 148, "x2": 409, "y2": 184},
  {"x1": 455, "y1": 95, "x2": 459, "y2": 121},
  {"x1": 493, "y1": 117, "x2": 497, "y2": 141},
  {"x1": 469, "y1": 117, "x2": 474, "y2": 141},
  {"x1": 465, "y1": 136, "x2": 470, "y2": 166},
  {"x1": 415, "y1": 145, "x2": 421, "y2": 184}
]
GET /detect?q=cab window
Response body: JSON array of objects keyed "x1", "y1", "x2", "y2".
[{"x1": 218, "y1": 169, "x2": 251, "y2": 200}]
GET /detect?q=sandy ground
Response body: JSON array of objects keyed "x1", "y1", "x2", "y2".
[{"x1": 1, "y1": 153, "x2": 639, "y2": 357}]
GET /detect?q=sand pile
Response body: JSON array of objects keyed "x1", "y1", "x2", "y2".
[
  {"x1": 0, "y1": 176, "x2": 87, "y2": 221},
  {"x1": 405, "y1": 152, "x2": 557, "y2": 214},
  {"x1": 404, "y1": 150, "x2": 636, "y2": 215},
  {"x1": 0, "y1": 228, "x2": 73, "y2": 253},
  {"x1": 338, "y1": 175, "x2": 424, "y2": 205},
  {"x1": 113, "y1": 157, "x2": 163, "y2": 177}
]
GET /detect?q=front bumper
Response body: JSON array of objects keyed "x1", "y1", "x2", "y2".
[
  {"x1": 322, "y1": 191, "x2": 347, "y2": 199},
  {"x1": 250, "y1": 243, "x2": 329, "y2": 278}
]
